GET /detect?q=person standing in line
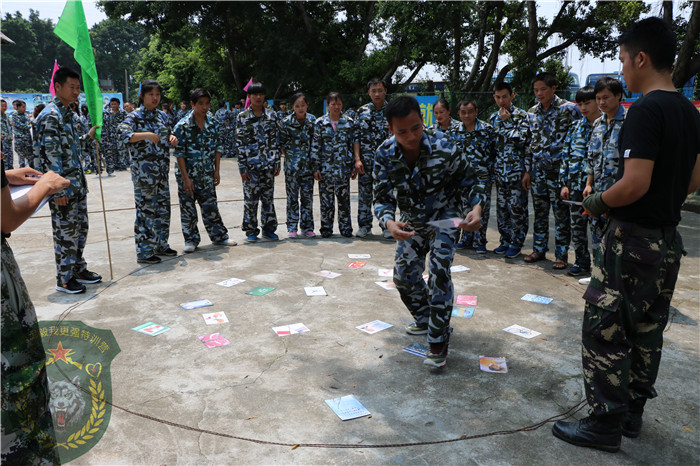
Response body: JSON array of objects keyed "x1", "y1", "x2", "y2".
[
  {"x1": 1, "y1": 100, "x2": 12, "y2": 170},
  {"x1": 101, "y1": 97, "x2": 128, "y2": 175},
  {"x1": 10, "y1": 101, "x2": 33, "y2": 169},
  {"x1": 430, "y1": 97, "x2": 461, "y2": 138}
]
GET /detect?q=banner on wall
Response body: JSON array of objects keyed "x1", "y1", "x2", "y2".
[{"x1": 0, "y1": 92, "x2": 123, "y2": 115}]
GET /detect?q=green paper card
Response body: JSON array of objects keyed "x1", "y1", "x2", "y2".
[{"x1": 246, "y1": 286, "x2": 275, "y2": 296}]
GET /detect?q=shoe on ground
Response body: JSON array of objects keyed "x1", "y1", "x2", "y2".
[
  {"x1": 382, "y1": 229, "x2": 393, "y2": 239},
  {"x1": 475, "y1": 245, "x2": 487, "y2": 254},
  {"x1": 288, "y1": 231, "x2": 298, "y2": 239},
  {"x1": 579, "y1": 277, "x2": 592, "y2": 285},
  {"x1": 567, "y1": 264, "x2": 591, "y2": 277},
  {"x1": 423, "y1": 340, "x2": 448, "y2": 368},
  {"x1": 524, "y1": 251, "x2": 546, "y2": 263},
  {"x1": 356, "y1": 226, "x2": 371, "y2": 238},
  {"x1": 341, "y1": 231, "x2": 353, "y2": 238},
  {"x1": 321, "y1": 232, "x2": 333, "y2": 238},
  {"x1": 553, "y1": 258, "x2": 568, "y2": 270},
  {"x1": 56, "y1": 278, "x2": 86, "y2": 294},
  {"x1": 551, "y1": 415, "x2": 622, "y2": 453},
  {"x1": 262, "y1": 231, "x2": 279, "y2": 241},
  {"x1": 504, "y1": 246, "x2": 522, "y2": 258},
  {"x1": 493, "y1": 244, "x2": 509, "y2": 254},
  {"x1": 157, "y1": 248, "x2": 177, "y2": 256},
  {"x1": 245, "y1": 235, "x2": 259, "y2": 243},
  {"x1": 183, "y1": 242, "x2": 197, "y2": 253},
  {"x1": 456, "y1": 239, "x2": 473, "y2": 250},
  {"x1": 75, "y1": 269, "x2": 102, "y2": 284},
  {"x1": 302, "y1": 230, "x2": 316, "y2": 238},
  {"x1": 137, "y1": 255, "x2": 162, "y2": 264},
  {"x1": 405, "y1": 321, "x2": 429, "y2": 335},
  {"x1": 85, "y1": 169, "x2": 93, "y2": 174},
  {"x1": 621, "y1": 412, "x2": 643, "y2": 438},
  {"x1": 213, "y1": 238, "x2": 234, "y2": 246}
]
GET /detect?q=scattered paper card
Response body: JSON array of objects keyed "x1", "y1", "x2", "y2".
[
  {"x1": 180, "y1": 299, "x2": 213, "y2": 310},
  {"x1": 272, "y1": 323, "x2": 310, "y2": 336},
  {"x1": 216, "y1": 278, "x2": 246, "y2": 287},
  {"x1": 450, "y1": 265, "x2": 470, "y2": 273},
  {"x1": 521, "y1": 294, "x2": 553, "y2": 304},
  {"x1": 305, "y1": 286, "x2": 327, "y2": 296},
  {"x1": 503, "y1": 324, "x2": 541, "y2": 339},
  {"x1": 314, "y1": 270, "x2": 341, "y2": 279},
  {"x1": 375, "y1": 280, "x2": 396, "y2": 290},
  {"x1": 202, "y1": 311, "x2": 229, "y2": 325},
  {"x1": 403, "y1": 342, "x2": 429, "y2": 358},
  {"x1": 356, "y1": 320, "x2": 392, "y2": 334},
  {"x1": 480, "y1": 356, "x2": 508, "y2": 373},
  {"x1": 452, "y1": 307, "x2": 474, "y2": 318},
  {"x1": 427, "y1": 218, "x2": 466, "y2": 229},
  {"x1": 325, "y1": 395, "x2": 371, "y2": 421},
  {"x1": 348, "y1": 253, "x2": 371, "y2": 259},
  {"x1": 246, "y1": 286, "x2": 275, "y2": 296},
  {"x1": 346, "y1": 261, "x2": 366, "y2": 269},
  {"x1": 199, "y1": 333, "x2": 231, "y2": 348},
  {"x1": 377, "y1": 268, "x2": 393, "y2": 277},
  {"x1": 456, "y1": 295, "x2": 477, "y2": 306},
  {"x1": 133, "y1": 322, "x2": 170, "y2": 336}
]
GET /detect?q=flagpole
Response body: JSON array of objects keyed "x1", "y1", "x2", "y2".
[{"x1": 93, "y1": 140, "x2": 113, "y2": 280}]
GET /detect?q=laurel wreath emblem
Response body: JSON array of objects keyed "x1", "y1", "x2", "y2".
[{"x1": 57, "y1": 378, "x2": 106, "y2": 450}]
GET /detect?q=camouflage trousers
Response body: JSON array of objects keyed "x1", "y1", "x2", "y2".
[
  {"x1": 284, "y1": 171, "x2": 315, "y2": 232},
  {"x1": 15, "y1": 138, "x2": 33, "y2": 169},
  {"x1": 222, "y1": 132, "x2": 236, "y2": 159},
  {"x1": 48, "y1": 196, "x2": 89, "y2": 285},
  {"x1": 176, "y1": 177, "x2": 228, "y2": 246},
  {"x1": 461, "y1": 180, "x2": 493, "y2": 247},
  {"x1": 242, "y1": 170, "x2": 278, "y2": 236},
  {"x1": 531, "y1": 162, "x2": 570, "y2": 259},
  {"x1": 99, "y1": 140, "x2": 118, "y2": 174},
  {"x1": 1, "y1": 239, "x2": 60, "y2": 465},
  {"x1": 2, "y1": 140, "x2": 13, "y2": 169},
  {"x1": 318, "y1": 177, "x2": 352, "y2": 236},
  {"x1": 131, "y1": 159, "x2": 171, "y2": 259},
  {"x1": 568, "y1": 191, "x2": 590, "y2": 268},
  {"x1": 357, "y1": 168, "x2": 375, "y2": 230},
  {"x1": 81, "y1": 139, "x2": 96, "y2": 172},
  {"x1": 581, "y1": 219, "x2": 683, "y2": 416},
  {"x1": 393, "y1": 226, "x2": 459, "y2": 343},
  {"x1": 496, "y1": 176, "x2": 528, "y2": 248}
]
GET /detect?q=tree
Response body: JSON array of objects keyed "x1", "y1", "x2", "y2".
[
  {"x1": 90, "y1": 18, "x2": 148, "y2": 95},
  {"x1": 665, "y1": 1, "x2": 700, "y2": 90}
]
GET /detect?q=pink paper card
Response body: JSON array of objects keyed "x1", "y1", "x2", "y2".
[
  {"x1": 199, "y1": 333, "x2": 231, "y2": 348},
  {"x1": 456, "y1": 295, "x2": 477, "y2": 306}
]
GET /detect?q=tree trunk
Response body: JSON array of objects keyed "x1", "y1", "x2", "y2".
[
  {"x1": 295, "y1": 2, "x2": 329, "y2": 79},
  {"x1": 382, "y1": 41, "x2": 406, "y2": 88},
  {"x1": 356, "y1": 1, "x2": 377, "y2": 61},
  {"x1": 450, "y1": 12, "x2": 463, "y2": 85},
  {"x1": 399, "y1": 61, "x2": 427, "y2": 90},
  {"x1": 672, "y1": 0, "x2": 700, "y2": 88},
  {"x1": 662, "y1": 1, "x2": 673, "y2": 24},
  {"x1": 463, "y1": 4, "x2": 488, "y2": 90},
  {"x1": 526, "y1": 1, "x2": 538, "y2": 60},
  {"x1": 476, "y1": 3, "x2": 506, "y2": 92}
]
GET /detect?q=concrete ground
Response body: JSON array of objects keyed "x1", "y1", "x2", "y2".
[{"x1": 10, "y1": 158, "x2": 700, "y2": 465}]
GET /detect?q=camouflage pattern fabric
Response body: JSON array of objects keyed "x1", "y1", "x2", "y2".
[
  {"x1": 214, "y1": 108, "x2": 234, "y2": 159},
  {"x1": 429, "y1": 118, "x2": 462, "y2": 141},
  {"x1": 285, "y1": 172, "x2": 315, "y2": 233},
  {"x1": 241, "y1": 170, "x2": 278, "y2": 237},
  {"x1": 318, "y1": 178, "x2": 352, "y2": 236},
  {"x1": 48, "y1": 196, "x2": 89, "y2": 285},
  {"x1": 77, "y1": 113, "x2": 96, "y2": 172},
  {"x1": 280, "y1": 113, "x2": 317, "y2": 232},
  {"x1": 581, "y1": 219, "x2": 683, "y2": 416},
  {"x1": 586, "y1": 105, "x2": 626, "y2": 192},
  {"x1": 235, "y1": 108, "x2": 281, "y2": 173},
  {"x1": 101, "y1": 108, "x2": 128, "y2": 173},
  {"x1": 11, "y1": 113, "x2": 33, "y2": 169},
  {"x1": 374, "y1": 130, "x2": 487, "y2": 343},
  {"x1": 1, "y1": 238, "x2": 60, "y2": 465},
  {"x1": 527, "y1": 95, "x2": 581, "y2": 170},
  {"x1": 119, "y1": 105, "x2": 173, "y2": 259},
  {"x1": 1, "y1": 113, "x2": 12, "y2": 169},
  {"x1": 177, "y1": 184, "x2": 228, "y2": 246},
  {"x1": 356, "y1": 102, "x2": 389, "y2": 230}
]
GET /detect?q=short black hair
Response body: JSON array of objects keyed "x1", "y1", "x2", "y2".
[
  {"x1": 12, "y1": 99, "x2": 25, "y2": 107},
  {"x1": 247, "y1": 82, "x2": 266, "y2": 95},
  {"x1": 290, "y1": 92, "x2": 308, "y2": 107},
  {"x1": 384, "y1": 95, "x2": 420, "y2": 125},
  {"x1": 433, "y1": 97, "x2": 450, "y2": 111},
  {"x1": 457, "y1": 99, "x2": 478, "y2": 112},
  {"x1": 110, "y1": 97, "x2": 120, "y2": 104},
  {"x1": 575, "y1": 86, "x2": 596, "y2": 103},
  {"x1": 618, "y1": 17, "x2": 675, "y2": 72},
  {"x1": 532, "y1": 72, "x2": 557, "y2": 88},
  {"x1": 367, "y1": 78, "x2": 387, "y2": 91},
  {"x1": 190, "y1": 88, "x2": 211, "y2": 104},
  {"x1": 326, "y1": 91, "x2": 342, "y2": 102},
  {"x1": 594, "y1": 77, "x2": 624, "y2": 100},
  {"x1": 493, "y1": 81, "x2": 513, "y2": 94},
  {"x1": 54, "y1": 67, "x2": 81, "y2": 86},
  {"x1": 139, "y1": 79, "x2": 163, "y2": 105}
]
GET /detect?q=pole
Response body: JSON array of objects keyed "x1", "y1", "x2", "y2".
[
  {"x1": 124, "y1": 68, "x2": 129, "y2": 103},
  {"x1": 94, "y1": 140, "x2": 114, "y2": 280}
]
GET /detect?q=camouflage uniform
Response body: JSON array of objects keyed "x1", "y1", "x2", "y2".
[
  {"x1": 175, "y1": 108, "x2": 188, "y2": 123},
  {"x1": 344, "y1": 109, "x2": 357, "y2": 122},
  {"x1": 430, "y1": 118, "x2": 462, "y2": 141},
  {"x1": 356, "y1": 102, "x2": 390, "y2": 231},
  {"x1": 559, "y1": 117, "x2": 595, "y2": 268},
  {"x1": 311, "y1": 113, "x2": 357, "y2": 237},
  {"x1": 1, "y1": 113, "x2": 12, "y2": 169},
  {"x1": 215, "y1": 108, "x2": 234, "y2": 159},
  {"x1": 489, "y1": 106, "x2": 530, "y2": 249},
  {"x1": 101, "y1": 107, "x2": 128, "y2": 174},
  {"x1": 119, "y1": 105, "x2": 174, "y2": 260},
  {"x1": 276, "y1": 109, "x2": 292, "y2": 121},
  {"x1": 74, "y1": 113, "x2": 93, "y2": 172},
  {"x1": 280, "y1": 113, "x2": 317, "y2": 233},
  {"x1": 235, "y1": 108, "x2": 280, "y2": 237},
  {"x1": 172, "y1": 112, "x2": 229, "y2": 246},
  {"x1": 1, "y1": 237, "x2": 60, "y2": 465},
  {"x1": 452, "y1": 119, "x2": 496, "y2": 248},
  {"x1": 586, "y1": 106, "x2": 626, "y2": 247},
  {"x1": 34, "y1": 97, "x2": 91, "y2": 285},
  {"x1": 374, "y1": 129, "x2": 487, "y2": 343},
  {"x1": 11, "y1": 112, "x2": 33, "y2": 169},
  {"x1": 527, "y1": 96, "x2": 580, "y2": 259}
]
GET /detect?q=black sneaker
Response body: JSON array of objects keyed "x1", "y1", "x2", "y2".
[
  {"x1": 156, "y1": 248, "x2": 178, "y2": 257},
  {"x1": 56, "y1": 278, "x2": 86, "y2": 294},
  {"x1": 137, "y1": 255, "x2": 162, "y2": 264},
  {"x1": 75, "y1": 270, "x2": 102, "y2": 284}
]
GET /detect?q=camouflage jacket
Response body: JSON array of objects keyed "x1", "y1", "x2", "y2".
[
  {"x1": 33, "y1": 98, "x2": 87, "y2": 199},
  {"x1": 235, "y1": 108, "x2": 281, "y2": 174},
  {"x1": 214, "y1": 108, "x2": 231, "y2": 128},
  {"x1": 173, "y1": 112, "x2": 222, "y2": 188},
  {"x1": 488, "y1": 105, "x2": 530, "y2": 180},
  {"x1": 527, "y1": 95, "x2": 581, "y2": 171},
  {"x1": 373, "y1": 129, "x2": 488, "y2": 229},
  {"x1": 102, "y1": 107, "x2": 128, "y2": 141},
  {"x1": 10, "y1": 112, "x2": 32, "y2": 143},
  {"x1": 119, "y1": 105, "x2": 173, "y2": 162},
  {"x1": 430, "y1": 118, "x2": 462, "y2": 142},
  {"x1": 587, "y1": 105, "x2": 626, "y2": 192},
  {"x1": 559, "y1": 116, "x2": 594, "y2": 191},
  {"x1": 0, "y1": 113, "x2": 10, "y2": 143},
  {"x1": 280, "y1": 113, "x2": 316, "y2": 175},
  {"x1": 175, "y1": 108, "x2": 188, "y2": 122},
  {"x1": 277, "y1": 110, "x2": 292, "y2": 121},
  {"x1": 452, "y1": 119, "x2": 497, "y2": 176},
  {"x1": 311, "y1": 113, "x2": 357, "y2": 181},
  {"x1": 356, "y1": 102, "x2": 390, "y2": 166},
  {"x1": 344, "y1": 109, "x2": 357, "y2": 121}
]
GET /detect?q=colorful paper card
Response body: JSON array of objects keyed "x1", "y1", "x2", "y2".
[
  {"x1": 246, "y1": 286, "x2": 274, "y2": 296},
  {"x1": 356, "y1": 320, "x2": 392, "y2": 334},
  {"x1": 375, "y1": 281, "x2": 396, "y2": 290},
  {"x1": 456, "y1": 295, "x2": 477, "y2": 306},
  {"x1": 521, "y1": 294, "x2": 553, "y2": 304},
  {"x1": 346, "y1": 261, "x2": 366, "y2": 269},
  {"x1": 450, "y1": 265, "x2": 470, "y2": 272},
  {"x1": 202, "y1": 312, "x2": 228, "y2": 325},
  {"x1": 503, "y1": 324, "x2": 541, "y2": 339},
  {"x1": 452, "y1": 307, "x2": 474, "y2": 318},
  {"x1": 199, "y1": 333, "x2": 231, "y2": 348},
  {"x1": 180, "y1": 299, "x2": 213, "y2": 310},
  {"x1": 348, "y1": 253, "x2": 371, "y2": 259},
  {"x1": 314, "y1": 270, "x2": 341, "y2": 279},
  {"x1": 325, "y1": 395, "x2": 371, "y2": 421},
  {"x1": 132, "y1": 322, "x2": 170, "y2": 336},
  {"x1": 403, "y1": 342, "x2": 429, "y2": 358},
  {"x1": 305, "y1": 286, "x2": 327, "y2": 296},
  {"x1": 216, "y1": 278, "x2": 245, "y2": 287},
  {"x1": 479, "y1": 356, "x2": 508, "y2": 373},
  {"x1": 272, "y1": 323, "x2": 310, "y2": 336},
  {"x1": 377, "y1": 268, "x2": 393, "y2": 277}
]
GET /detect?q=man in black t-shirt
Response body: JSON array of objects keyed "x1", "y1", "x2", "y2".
[{"x1": 552, "y1": 17, "x2": 700, "y2": 453}]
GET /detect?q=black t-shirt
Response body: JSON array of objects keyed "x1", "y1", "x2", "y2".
[{"x1": 612, "y1": 90, "x2": 700, "y2": 227}]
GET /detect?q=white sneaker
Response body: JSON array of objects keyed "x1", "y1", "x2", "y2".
[
  {"x1": 356, "y1": 226, "x2": 371, "y2": 238},
  {"x1": 183, "y1": 242, "x2": 196, "y2": 253},
  {"x1": 578, "y1": 277, "x2": 591, "y2": 285}
]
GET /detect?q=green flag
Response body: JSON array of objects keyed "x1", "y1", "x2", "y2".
[{"x1": 54, "y1": 0, "x2": 103, "y2": 140}]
